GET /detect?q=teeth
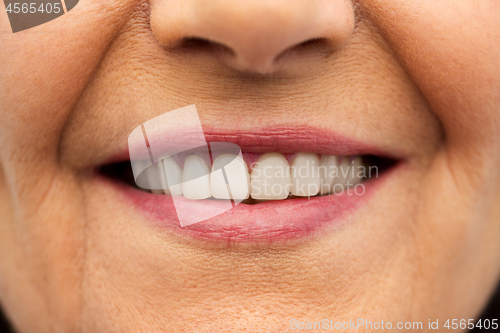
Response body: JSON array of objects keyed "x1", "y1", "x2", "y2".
[
  {"x1": 290, "y1": 153, "x2": 320, "y2": 197},
  {"x1": 332, "y1": 157, "x2": 349, "y2": 192},
  {"x1": 181, "y1": 155, "x2": 211, "y2": 200},
  {"x1": 250, "y1": 153, "x2": 292, "y2": 200},
  {"x1": 137, "y1": 152, "x2": 367, "y2": 200},
  {"x1": 319, "y1": 155, "x2": 338, "y2": 195},
  {"x1": 143, "y1": 161, "x2": 167, "y2": 195},
  {"x1": 210, "y1": 154, "x2": 250, "y2": 200},
  {"x1": 334, "y1": 156, "x2": 363, "y2": 192},
  {"x1": 159, "y1": 156, "x2": 183, "y2": 196},
  {"x1": 346, "y1": 156, "x2": 364, "y2": 186}
]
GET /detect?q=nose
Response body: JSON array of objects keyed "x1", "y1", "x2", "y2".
[{"x1": 150, "y1": 0, "x2": 355, "y2": 74}]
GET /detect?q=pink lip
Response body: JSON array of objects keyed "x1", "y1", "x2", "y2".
[
  {"x1": 99, "y1": 125, "x2": 403, "y2": 244},
  {"x1": 103, "y1": 174, "x2": 387, "y2": 244},
  {"x1": 106, "y1": 125, "x2": 404, "y2": 165}
]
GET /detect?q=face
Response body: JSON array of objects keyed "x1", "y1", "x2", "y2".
[{"x1": 1, "y1": 0, "x2": 500, "y2": 331}]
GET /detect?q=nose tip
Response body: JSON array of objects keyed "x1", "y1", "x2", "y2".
[{"x1": 150, "y1": 0, "x2": 355, "y2": 74}]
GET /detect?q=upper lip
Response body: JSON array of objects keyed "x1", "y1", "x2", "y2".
[{"x1": 105, "y1": 124, "x2": 405, "y2": 166}]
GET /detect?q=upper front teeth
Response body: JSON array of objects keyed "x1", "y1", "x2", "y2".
[
  {"x1": 181, "y1": 155, "x2": 211, "y2": 200},
  {"x1": 290, "y1": 153, "x2": 321, "y2": 197},
  {"x1": 250, "y1": 153, "x2": 292, "y2": 200},
  {"x1": 211, "y1": 154, "x2": 250, "y2": 200},
  {"x1": 161, "y1": 156, "x2": 183, "y2": 196},
  {"x1": 139, "y1": 153, "x2": 365, "y2": 200}
]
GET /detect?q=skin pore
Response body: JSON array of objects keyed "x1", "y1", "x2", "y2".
[{"x1": 1, "y1": 0, "x2": 500, "y2": 331}]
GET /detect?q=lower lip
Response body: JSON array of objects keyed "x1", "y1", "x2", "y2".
[{"x1": 101, "y1": 170, "x2": 391, "y2": 244}]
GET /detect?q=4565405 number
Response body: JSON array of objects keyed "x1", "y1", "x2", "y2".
[
  {"x1": 5, "y1": 2, "x2": 62, "y2": 14},
  {"x1": 444, "y1": 319, "x2": 498, "y2": 330}
]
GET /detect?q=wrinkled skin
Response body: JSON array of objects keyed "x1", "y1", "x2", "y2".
[{"x1": 1, "y1": 0, "x2": 500, "y2": 332}]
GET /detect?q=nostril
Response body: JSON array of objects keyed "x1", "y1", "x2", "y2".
[
  {"x1": 176, "y1": 37, "x2": 235, "y2": 57},
  {"x1": 294, "y1": 38, "x2": 331, "y2": 52},
  {"x1": 275, "y1": 37, "x2": 332, "y2": 62}
]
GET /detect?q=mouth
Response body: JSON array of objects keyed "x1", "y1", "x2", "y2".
[{"x1": 97, "y1": 125, "x2": 401, "y2": 244}]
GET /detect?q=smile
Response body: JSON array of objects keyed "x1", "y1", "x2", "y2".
[{"x1": 97, "y1": 122, "x2": 402, "y2": 244}]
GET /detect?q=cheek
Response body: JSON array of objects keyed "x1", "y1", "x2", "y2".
[
  {"x1": 361, "y1": 0, "x2": 500, "y2": 317},
  {"x1": 0, "y1": 0, "x2": 137, "y2": 166},
  {"x1": 0, "y1": 1, "x2": 138, "y2": 330},
  {"x1": 361, "y1": 0, "x2": 500, "y2": 154}
]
